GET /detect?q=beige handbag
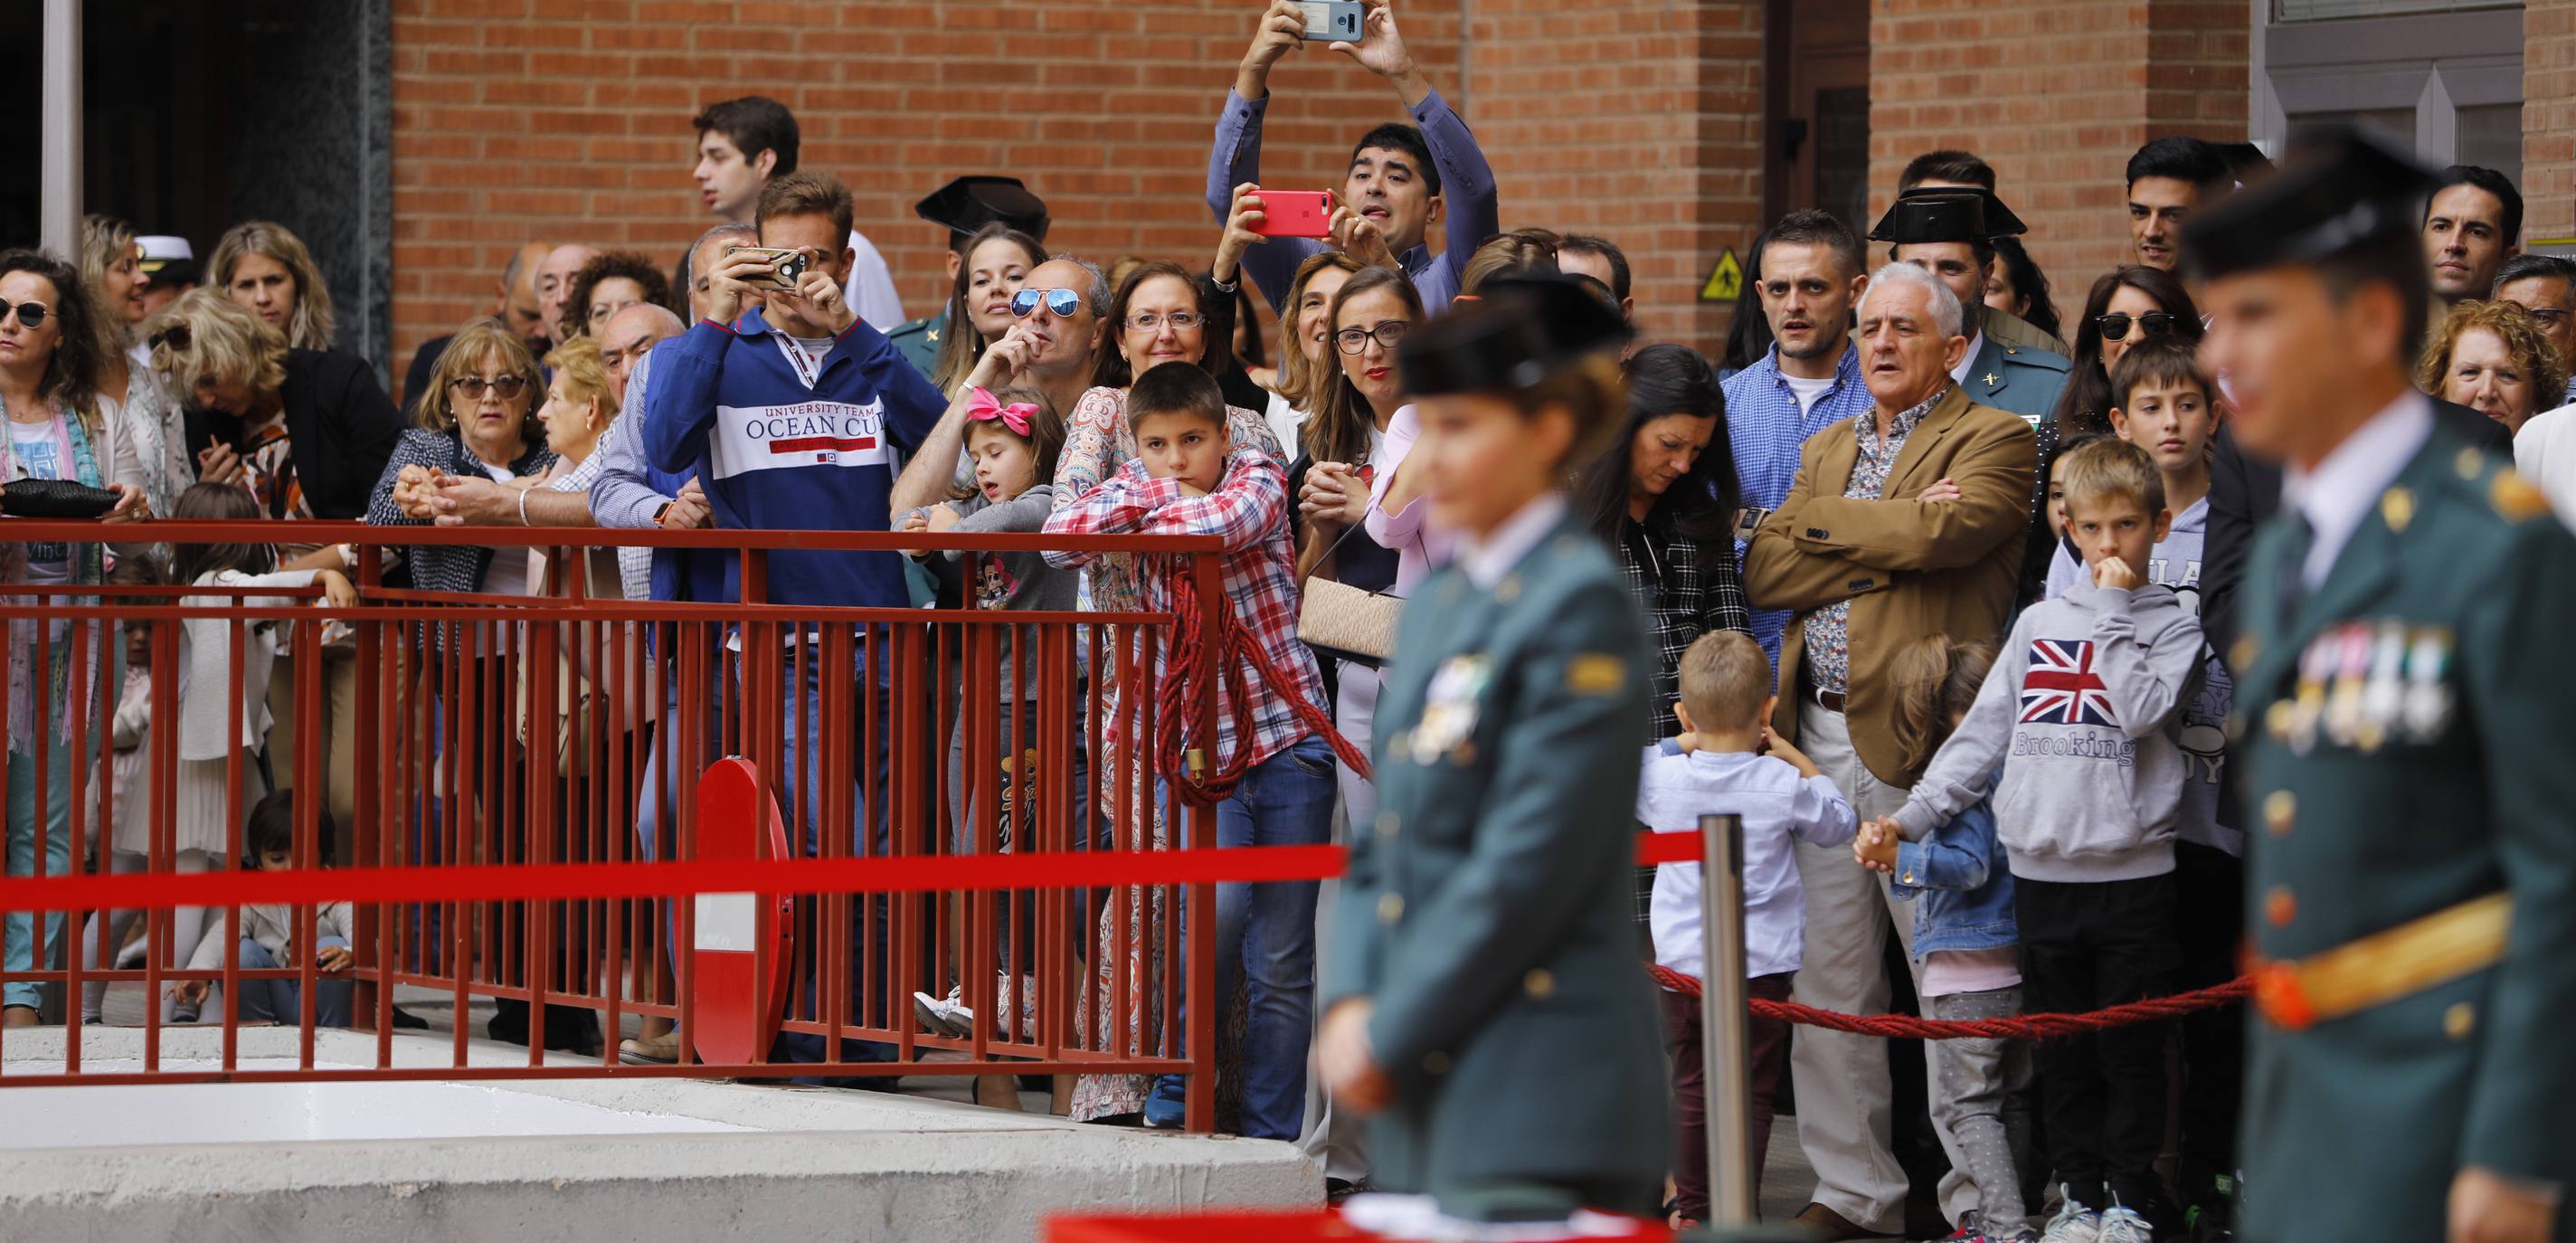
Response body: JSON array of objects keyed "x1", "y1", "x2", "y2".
[{"x1": 1297, "y1": 517, "x2": 1402, "y2": 668}]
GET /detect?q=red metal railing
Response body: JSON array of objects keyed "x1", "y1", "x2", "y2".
[{"x1": 0, "y1": 519, "x2": 1236, "y2": 1132}]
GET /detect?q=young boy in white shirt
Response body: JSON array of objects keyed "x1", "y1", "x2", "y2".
[{"x1": 1635, "y1": 630, "x2": 1857, "y2": 1225}]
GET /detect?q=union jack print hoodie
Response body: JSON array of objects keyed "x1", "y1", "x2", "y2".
[{"x1": 1889, "y1": 578, "x2": 2203, "y2": 884}]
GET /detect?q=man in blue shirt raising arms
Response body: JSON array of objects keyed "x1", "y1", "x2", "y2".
[{"x1": 1208, "y1": 0, "x2": 1499, "y2": 314}]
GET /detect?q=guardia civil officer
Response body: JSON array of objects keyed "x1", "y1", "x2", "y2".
[
  {"x1": 1318, "y1": 276, "x2": 1671, "y2": 1223},
  {"x1": 2189, "y1": 127, "x2": 2576, "y2": 1243},
  {"x1": 886, "y1": 176, "x2": 1051, "y2": 382}
]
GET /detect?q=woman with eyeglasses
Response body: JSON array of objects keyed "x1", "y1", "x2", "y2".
[
  {"x1": 2049, "y1": 265, "x2": 2202, "y2": 437},
  {"x1": 0, "y1": 249, "x2": 155, "y2": 1027},
  {"x1": 556, "y1": 251, "x2": 674, "y2": 344},
  {"x1": 208, "y1": 221, "x2": 336, "y2": 353}
]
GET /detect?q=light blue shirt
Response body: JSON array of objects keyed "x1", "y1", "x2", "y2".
[{"x1": 1635, "y1": 745, "x2": 1856, "y2": 980}]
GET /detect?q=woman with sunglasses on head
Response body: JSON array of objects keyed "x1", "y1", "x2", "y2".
[
  {"x1": 208, "y1": 221, "x2": 336, "y2": 353},
  {"x1": 0, "y1": 249, "x2": 154, "y2": 1028},
  {"x1": 145, "y1": 289, "x2": 402, "y2": 527},
  {"x1": 2049, "y1": 266, "x2": 2202, "y2": 438}
]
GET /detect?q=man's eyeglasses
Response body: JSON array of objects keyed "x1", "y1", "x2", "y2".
[
  {"x1": 449, "y1": 375, "x2": 530, "y2": 399},
  {"x1": 1011, "y1": 288, "x2": 1084, "y2": 318},
  {"x1": 1123, "y1": 310, "x2": 1203, "y2": 333},
  {"x1": 1335, "y1": 320, "x2": 1411, "y2": 355},
  {"x1": 2094, "y1": 311, "x2": 2183, "y2": 342},
  {"x1": 1, "y1": 301, "x2": 52, "y2": 330}
]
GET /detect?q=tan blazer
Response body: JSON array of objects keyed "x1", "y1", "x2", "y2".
[{"x1": 1744, "y1": 384, "x2": 2037, "y2": 785}]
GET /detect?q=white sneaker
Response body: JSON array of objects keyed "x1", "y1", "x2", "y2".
[
  {"x1": 911, "y1": 987, "x2": 973, "y2": 1039},
  {"x1": 2039, "y1": 1189, "x2": 2103, "y2": 1243},
  {"x1": 2091, "y1": 1205, "x2": 2154, "y2": 1243}
]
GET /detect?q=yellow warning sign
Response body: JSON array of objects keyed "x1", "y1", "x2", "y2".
[{"x1": 1699, "y1": 249, "x2": 1744, "y2": 302}]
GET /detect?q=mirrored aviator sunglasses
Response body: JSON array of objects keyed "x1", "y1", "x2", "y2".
[{"x1": 1010, "y1": 288, "x2": 1082, "y2": 318}]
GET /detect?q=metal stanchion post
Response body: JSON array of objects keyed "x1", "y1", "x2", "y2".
[{"x1": 1699, "y1": 811, "x2": 1754, "y2": 1228}]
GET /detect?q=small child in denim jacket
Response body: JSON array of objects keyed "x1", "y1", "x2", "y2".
[{"x1": 1855, "y1": 634, "x2": 2034, "y2": 1243}]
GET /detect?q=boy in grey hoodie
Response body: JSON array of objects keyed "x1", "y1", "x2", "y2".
[{"x1": 1891, "y1": 437, "x2": 2203, "y2": 1239}]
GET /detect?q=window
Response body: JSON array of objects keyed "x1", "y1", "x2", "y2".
[{"x1": 2255, "y1": 4, "x2": 2524, "y2": 170}]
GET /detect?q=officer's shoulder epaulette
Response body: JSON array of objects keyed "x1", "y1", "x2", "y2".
[
  {"x1": 2002, "y1": 346, "x2": 2072, "y2": 374},
  {"x1": 2490, "y1": 467, "x2": 2550, "y2": 525}
]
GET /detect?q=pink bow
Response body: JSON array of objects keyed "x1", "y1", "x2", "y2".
[{"x1": 965, "y1": 387, "x2": 1037, "y2": 438}]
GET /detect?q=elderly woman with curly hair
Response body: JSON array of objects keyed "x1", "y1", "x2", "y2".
[
  {"x1": 2420, "y1": 298, "x2": 2566, "y2": 437},
  {"x1": 208, "y1": 221, "x2": 336, "y2": 352},
  {"x1": 557, "y1": 251, "x2": 675, "y2": 343}
]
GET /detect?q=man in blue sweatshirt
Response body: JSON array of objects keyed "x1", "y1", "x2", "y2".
[{"x1": 646, "y1": 168, "x2": 948, "y2": 1066}]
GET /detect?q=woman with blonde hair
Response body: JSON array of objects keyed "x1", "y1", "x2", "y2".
[
  {"x1": 208, "y1": 221, "x2": 336, "y2": 352},
  {"x1": 145, "y1": 289, "x2": 399, "y2": 523},
  {"x1": 80, "y1": 214, "x2": 189, "y2": 517}
]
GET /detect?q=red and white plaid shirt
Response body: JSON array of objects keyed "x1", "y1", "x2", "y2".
[{"x1": 1044, "y1": 447, "x2": 1326, "y2": 772}]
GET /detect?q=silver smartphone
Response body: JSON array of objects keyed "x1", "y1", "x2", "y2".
[{"x1": 1299, "y1": 1, "x2": 1365, "y2": 41}]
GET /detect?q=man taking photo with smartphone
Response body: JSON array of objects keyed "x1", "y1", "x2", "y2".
[{"x1": 1208, "y1": 0, "x2": 1499, "y2": 314}]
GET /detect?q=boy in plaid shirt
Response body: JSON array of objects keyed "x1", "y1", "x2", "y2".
[{"x1": 1043, "y1": 361, "x2": 1337, "y2": 1137}]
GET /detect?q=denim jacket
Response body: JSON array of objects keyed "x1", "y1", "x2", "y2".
[{"x1": 1888, "y1": 775, "x2": 2018, "y2": 958}]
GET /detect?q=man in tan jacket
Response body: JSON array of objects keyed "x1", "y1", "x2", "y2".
[{"x1": 1742, "y1": 261, "x2": 2036, "y2": 1239}]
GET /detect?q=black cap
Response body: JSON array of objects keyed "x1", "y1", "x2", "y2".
[
  {"x1": 1868, "y1": 186, "x2": 2027, "y2": 244},
  {"x1": 1398, "y1": 274, "x2": 1633, "y2": 397},
  {"x1": 914, "y1": 176, "x2": 1049, "y2": 244},
  {"x1": 2180, "y1": 126, "x2": 2435, "y2": 281}
]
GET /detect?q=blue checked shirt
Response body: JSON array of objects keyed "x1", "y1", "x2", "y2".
[{"x1": 1722, "y1": 343, "x2": 1875, "y2": 668}]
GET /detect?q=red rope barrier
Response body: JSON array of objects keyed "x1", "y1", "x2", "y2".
[
  {"x1": 1648, "y1": 963, "x2": 2249, "y2": 1039},
  {"x1": 1154, "y1": 557, "x2": 1371, "y2": 807}
]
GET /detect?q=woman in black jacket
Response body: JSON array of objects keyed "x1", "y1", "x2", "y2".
[
  {"x1": 146, "y1": 289, "x2": 401, "y2": 524},
  {"x1": 1575, "y1": 343, "x2": 1751, "y2": 926}
]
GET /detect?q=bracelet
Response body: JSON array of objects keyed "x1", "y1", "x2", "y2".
[
  {"x1": 1209, "y1": 272, "x2": 1239, "y2": 294},
  {"x1": 516, "y1": 487, "x2": 533, "y2": 527}
]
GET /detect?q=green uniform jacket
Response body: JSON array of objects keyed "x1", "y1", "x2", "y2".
[
  {"x1": 1985, "y1": 306, "x2": 2070, "y2": 358},
  {"x1": 1323, "y1": 511, "x2": 1672, "y2": 1206},
  {"x1": 2235, "y1": 425, "x2": 2576, "y2": 1242},
  {"x1": 1960, "y1": 333, "x2": 2071, "y2": 426},
  {"x1": 887, "y1": 315, "x2": 942, "y2": 384}
]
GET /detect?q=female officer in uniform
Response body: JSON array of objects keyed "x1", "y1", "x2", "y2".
[{"x1": 1317, "y1": 276, "x2": 1671, "y2": 1223}]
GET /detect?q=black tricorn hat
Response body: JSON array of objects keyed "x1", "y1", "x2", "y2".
[
  {"x1": 1398, "y1": 275, "x2": 1634, "y2": 397},
  {"x1": 1869, "y1": 186, "x2": 2028, "y2": 244},
  {"x1": 2179, "y1": 126, "x2": 2436, "y2": 281},
  {"x1": 915, "y1": 176, "x2": 1050, "y2": 244}
]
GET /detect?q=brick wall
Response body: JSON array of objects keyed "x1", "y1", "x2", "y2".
[
  {"x1": 1469, "y1": 0, "x2": 1764, "y2": 355},
  {"x1": 390, "y1": 0, "x2": 1466, "y2": 400},
  {"x1": 2531, "y1": 0, "x2": 2576, "y2": 244},
  {"x1": 1867, "y1": 0, "x2": 2247, "y2": 307}
]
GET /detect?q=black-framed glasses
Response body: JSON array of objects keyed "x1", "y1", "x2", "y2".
[
  {"x1": 1011, "y1": 288, "x2": 1083, "y2": 318},
  {"x1": 1335, "y1": 320, "x2": 1411, "y2": 355},
  {"x1": 1, "y1": 301, "x2": 51, "y2": 330},
  {"x1": 2094, "y1": 311, "x2": 2182, "y2": 341},
  {"x1": 1123, "y1": 310, "x2": 1203, "y2": 333},
  {"x1": 448, "y1": 375, "x2": 530, "y2": 399}
]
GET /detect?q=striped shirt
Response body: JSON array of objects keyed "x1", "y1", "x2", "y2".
[{"x1": 1722, "y1": 343, "x2": 1875, "y2": 667}]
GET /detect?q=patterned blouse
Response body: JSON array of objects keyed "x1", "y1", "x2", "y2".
[
  {"x1": 1616, "y1": 514, "x2": 1753, "y2": 737},
  {"x1": 1802, "y1": 384, "x2": 1944, "y2": 694},
  {"x1": 1047, "y1": 384, "x2": 1285, "y2": 614}
]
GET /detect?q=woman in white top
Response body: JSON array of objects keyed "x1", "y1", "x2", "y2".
[{"x1": 0, "y1": 249, "x2": 151, "y2": 1028}]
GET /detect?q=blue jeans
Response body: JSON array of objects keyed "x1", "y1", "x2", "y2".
[
  {"x1": 4, "y1": 739, "x2": 79, "y2": 1013},
  {"x1": 1149, "y1": 735, "x2": 1337, "y2": 1138},
  {"x1": 236, "y1": 935, "x2": 355, "y2": 1027},
  {"x1": 759, "y1": 638, "x2": 899, "y2": 1074}
]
